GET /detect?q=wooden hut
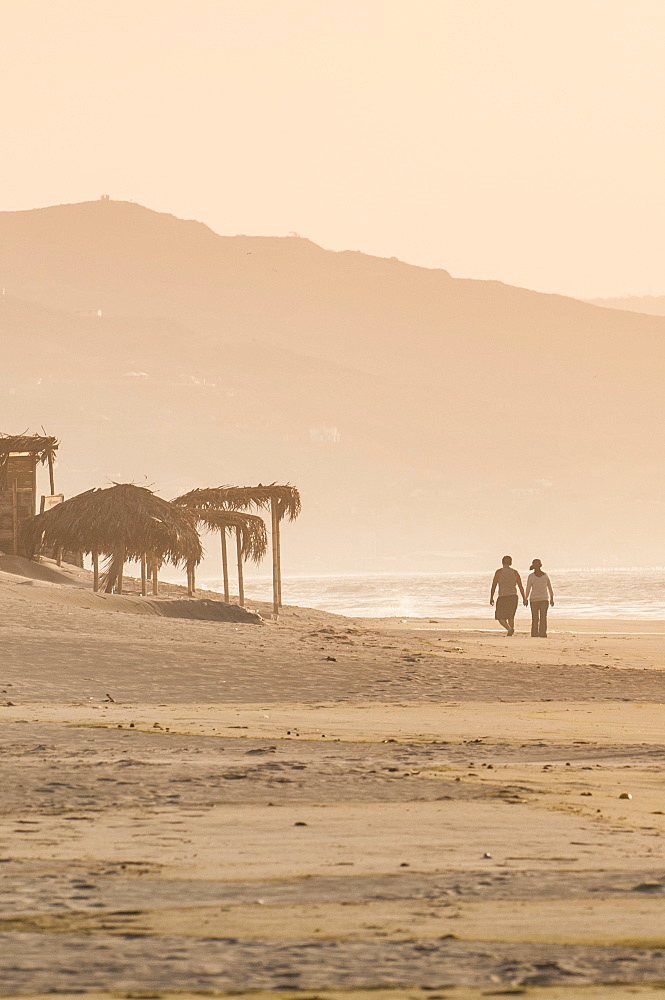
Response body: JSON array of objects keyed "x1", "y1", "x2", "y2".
[
  {"x1": 173, "y1": 485, "x2": 301, "y2": 616},
  {"x1": 21, "y1": 483, "x2": 202, "y2": 595},
  {"x1": 0, "y1": 434, "x2": 58, "y2": 555}
]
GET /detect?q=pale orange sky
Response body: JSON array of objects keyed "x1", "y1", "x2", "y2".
[{"x1": 2, "y1": 0, "x2": 664, "y2": 298}]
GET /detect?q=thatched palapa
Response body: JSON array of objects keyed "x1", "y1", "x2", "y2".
[
  {"x1": 173, "y1": 484, "x2": 301, "y2": 614},
  {"x1": 182, "y1": 507, "x2": 268, "y2": 607},
  {"x1": 188, "y1": 508, "x2": 268, "y2": 563},
  {"x1": 21, "y1": 483, "x2": 202, "y2": 595},
  {"x1": 0, "y1": 433, "x2": 59, "y2": 466},
  {"x1": 174, "y1": 485, "x2": 301, "y2": 522}
]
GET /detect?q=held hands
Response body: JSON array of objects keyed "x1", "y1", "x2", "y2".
[
  {"x1": 523, "y1": 598, "x2": 528, "y2": 606},
  {"x1": 489, "y1": 598, "x2": 494, "y2": 606}
]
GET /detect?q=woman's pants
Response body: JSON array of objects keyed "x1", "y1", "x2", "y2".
[{"x1": 530, "y1": 600, "x2": 549, "y2": 637}]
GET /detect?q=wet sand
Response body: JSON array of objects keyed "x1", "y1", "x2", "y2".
[{"x1": 1, "y1": 561, "x2": 664, "y2": 996}]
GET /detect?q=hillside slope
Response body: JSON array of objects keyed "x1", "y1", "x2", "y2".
[
  {"x1": 1, "y1": 200, "x2": 664, "y2": 572},
  {"x1": 586, "y1": 295, "x2": 665, "y2": 317}
]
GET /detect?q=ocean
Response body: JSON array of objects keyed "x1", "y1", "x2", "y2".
[{"x1": 198, "y1": 568, "x2": 665, "y2": 620}]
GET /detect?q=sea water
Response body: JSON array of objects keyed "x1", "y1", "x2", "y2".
[{"x1": 199, "y1": 568, "x2": 665, "y2": 620}]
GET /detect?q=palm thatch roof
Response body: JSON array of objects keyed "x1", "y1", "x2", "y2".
[
  {"x1": 186, "y1": 508, "x2": 268, "y2": 564},
  {"x1": 20, "y1": 483, "x2": 202, "y2": 566},
  {"x1": 173, "y1": 484, "x2": 301, "y2": 522},
  {"x1": 0, "y1": 433, "x2": 58, "y2": 465}
]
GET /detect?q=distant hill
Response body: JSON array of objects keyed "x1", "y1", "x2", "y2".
[
  {"x1": 586, "y1": 296, "x2": 665, "y2": 317},
  {"x1": 1, "y1": 199, "x2": 664, "y2": 574}
]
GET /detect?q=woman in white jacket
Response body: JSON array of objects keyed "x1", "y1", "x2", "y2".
[{"x1": 525, "y1": 558, "x2": 554, "y2": 637}]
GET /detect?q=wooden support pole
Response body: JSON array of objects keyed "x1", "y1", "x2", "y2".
[
  {"x1": 31, "y1": 455, "x2": 37, "y2": 517},
  {"x1": 47, "y1": 451, "x2": 55, "y2": 497},
  {"x1": 11, "y1": 480, "x2": 18, "y2": 555},
  {"x1": 152, "y1": 557, "x2": 159, "y2": 596},
  {"x1": 141, "y1": 553, "x2": 147, "y2": 596},
  {"x1": 271, "y1": 498, "x2": 279, "y2": 617},
  {"x1": 92, "y1": 548, "x2": 99, "y2": 593},
  {"x1": 187, "y1": 562, "x2": 194, "y2": 598},
  {"x1": 236, "y1": 527, "x2": 245, "y2": 607},
  {"x1": 56, "y1": 547, "x2": 63, "y2": 567},
  {"x1": 275, "y1": 518, "x2": 282, "y2": 608},
  {"x1": 220, "y1": 528, "x2": 230, "y2": 602},
  {"x1": 117, "y1": 546, "x2": 125, "y2": 595}
]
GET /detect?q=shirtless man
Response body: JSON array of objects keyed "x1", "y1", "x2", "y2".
[{"x1": 490, "y1": 554, "x2": 526, "y2": 636}]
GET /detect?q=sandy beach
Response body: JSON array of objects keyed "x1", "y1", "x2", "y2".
[{"x1": 1, "y1": 558, "x2": 664, "y2": 998}]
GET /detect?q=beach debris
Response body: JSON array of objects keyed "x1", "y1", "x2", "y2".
[
  {"x1": 483, "y1": 852, "x2": 492, "y2": 859},
  {"x1": 324, "y1": 656, "x2": 337, "y2": 661},
  {"x1": 294, "y1": 821, "x2": 307, "y2": 826},
  {"x1": 399, "y1": 862, "x2": 410, "y2": 867},
  {"x1": 580, "y1": 792, "x2": 592, "y2": 796},
  {"x1": 105, "y1": 692, "x2": 116, "y2": 703},
  {"x1": 619, "y1": 792, "x2": 632, "y2": 799}
]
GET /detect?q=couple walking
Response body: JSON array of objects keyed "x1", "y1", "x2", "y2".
[{"x1": 490, "y1": 555, "x2": 554, "y2": 637}]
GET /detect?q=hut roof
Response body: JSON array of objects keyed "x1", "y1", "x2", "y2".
[
  {"x1": 186, "y1": 508, "x2": 268, "y2": 564},
  {"x1": 20, "y1": 483, "x2": 202, "y2": 566},
  {"x1": 173, "y1": 484, "x2": 301, "y2": 522},
  {"x1": 0, "y1": 433, "x2": 59, "y2": 464}
]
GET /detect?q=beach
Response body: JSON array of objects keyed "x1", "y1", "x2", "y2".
[{"x1": 1, "y1": 558, "x2": 664, "y2": 997}]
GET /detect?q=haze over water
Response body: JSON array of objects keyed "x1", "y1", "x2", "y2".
[{"x1": 201, "y1": 568, "x2": 665, "y2": 621}]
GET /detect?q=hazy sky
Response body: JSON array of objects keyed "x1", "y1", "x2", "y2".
[{"x1": 2, "y1": 0, "x2": 664, "y2": 297}]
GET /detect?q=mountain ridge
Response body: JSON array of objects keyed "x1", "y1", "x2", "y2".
[
  {"x1": 586, "y1": 295, "x2": 665, "y2": 317},
  {"x1": 1, "y1": 199, "x2": 664, "y2": 571}
]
